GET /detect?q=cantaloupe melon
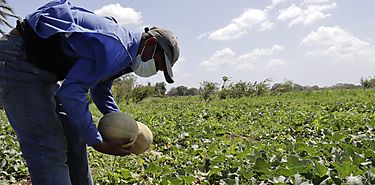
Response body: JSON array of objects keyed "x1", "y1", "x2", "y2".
[
  {"x1": 130, "y1": 122, "x2": 153, "y2": 155},
  {"x1": 98, "y1": 112, "x2": 139, "y2": 148}
]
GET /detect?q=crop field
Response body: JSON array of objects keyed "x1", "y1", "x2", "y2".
[{"x1": 1, "y1": 89, "x2": 375, "y2": 184}]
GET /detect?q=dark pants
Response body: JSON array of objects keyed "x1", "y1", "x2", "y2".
[{"x1": 0, "y1": 34, "x2": 93, "y2": 185}]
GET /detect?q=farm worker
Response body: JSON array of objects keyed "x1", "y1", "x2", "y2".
[{"x1": 0, "y1": 0, "x2": 180, "y2": 184}]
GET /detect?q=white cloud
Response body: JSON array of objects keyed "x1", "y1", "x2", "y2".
[
  {"x1": 301, "y1": 26, "x2": 375, "y2": 62},
  {"x1": 303, "y1": 0, "x2": 333, "y2": 5},
  {"x1": 94, "y1": 3, "x2": 142, "y2": 26},
  {"x1": 266, "y1": 0, "x2": 289, "y2": 11},
  {"x1": 200, "y1": 48, "x2": 236, "y2": 71},
  {"x1": 278, "y1": 4, "x2": 302, "y2": 21},
  {"x1": 277, "y1": 1, "x2": 336, "y2": 27},
  {"x1": 238, "y1": 45, "x2": 283, "y2": 62},
  {"x1": 259, "y1": 21, "x2": 274, "y2": 31},
  {"x1": 273, "y1": 0, "x2": 289, "y2": 6},
  {"x1": 200, "y1": 45, "x2": 284, "y2": 71},
  {"x1": 265, "y1": 58, "x2": 287, "y2": 69},
  {"x1": 197, "y1": 32, "x2": 210, "y2": 40},
  {"x1": 206, "y1": 9, "x2": 273, "y2": 41}
]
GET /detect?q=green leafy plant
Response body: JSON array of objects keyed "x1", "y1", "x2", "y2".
[{"x1": 1, "y1": 89, "x2": 374, "y2": 184}]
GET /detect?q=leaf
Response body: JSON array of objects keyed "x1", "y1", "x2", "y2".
[
  {"x1": 365, "y1": 150, "x2": 375, "y2": 158},
  {"x1": 286, "y1": 155, "x2": 300, "y2": 167},
  {"x1": 209, "y1": 165, "x2": 223, "y2": 175},
  {"x1": 313, "y1": 161, "x2": 328, "y2": 177},
  {"x1": 332, "y1": 161, "x2": 357, "y2": 178},
  {"x1": 235, "y1": 150, "x2": 251, "y2": 159},
  {"x1": 239, "y1": 168, "x2": 255, "y2": 180},
  {"x1": 148, "y1": 163, "x2": 163, "y2": 173},
  {"x1": 332, "y1": 132, "x2": 346, "y2": 141},
  {"x1": 254, "y1": 157, "x2": 271, "y2": 174},
  {"x1": 181, "y1": 175, "x2": 195, "y2": 184},
  {"x1": 211, "y1": 155, "x2": 225, "y2": 165},
  {"x1": 296, "y1": 142, "x2": 317, "y2": 155},
  {"x1": 120, "y1": 169, "x2": 132, "y2": 179},
  {"x1": 169, "y1": 178, "x2": 183, "y2": 185},
  {"x1": 162, "y1": 165, "x2": 174, "y2": 175},
  {"x1": 276, "y1": 167, "x2": 295, "y2": 177},
  {"x1": 184, "y1": 166, "x2": 194, "y2": 175}
]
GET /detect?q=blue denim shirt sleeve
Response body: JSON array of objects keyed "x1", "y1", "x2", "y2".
[
  {"x1": 57, "y1": 34, "x2": 130, "y2": 146},
  {"x1": 90, "y1": 80, "x2": 120, "y2": 115},
  {"x1": 56, "y1": 76, "x2": 102, "y2": 146}
]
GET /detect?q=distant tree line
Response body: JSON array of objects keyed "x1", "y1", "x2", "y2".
[
  {"x1": 1, "y1": 74, "x2": 373, "y2": 110},
  {"x1": 100, "y1": 74, "x2": 371, "y2": 103},
  {"x1": 197, "y1": 76, "x2": 367, "y2": 101},
  {"x1": 3, "y1": 74, "x2": 373, "y2": 110},
  {"x1": 360, "y1": 76, "x2": 375, "y2": 89},
  {"x1": 107, "y1": 74, "x2": 201, "y2": 103}
]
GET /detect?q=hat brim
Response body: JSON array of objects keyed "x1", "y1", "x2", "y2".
[{"x1": 163, "y1": 52, "x2": 174, "y2": 84}]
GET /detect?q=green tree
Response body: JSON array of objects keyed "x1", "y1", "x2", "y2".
[
  {"x1": 112, "y1": 74, "x2": 137, "y2": 104},
  {"x1": 270, "y1": 80, "x2": 307, "y2": 93},
  {"x1": 185, "y1": 87, "x2": 200, "y2": 96},
  {"x1": 271, "y1": 80, "x2": 294, "y2": 93},
  {"x1": 199, "y1": 81, "x2": 218, "y2": 101},
  {"x1": 167, "y1": 86, "x2": 190, "y2": 96},
  {"x1": 0, "y1": 0, "x2": 19, "y2": 35},
  {"x1": 175, "y1": 86, "x2": 188, "y2": 96},
  {"x1": 254, "y1": 78, "x2": 271, "y2": 96},
  {"x1": 131, "y1": 84, "x2": 156, "y2": 103},
  {"x1": 155, "y1": 82, "x2": 167, "y2": 96},
  {"x1": 166, "y1": 87, "x2": 178, "y2": 96},
  {"x1": 228, "y1": 81, "x2": 252, "y2": 98},
  {"x1": 360, "y1": 76, "x2": 375, "y2": 90}
]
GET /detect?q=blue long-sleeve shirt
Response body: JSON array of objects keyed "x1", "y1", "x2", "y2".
[{"x1": 25, "y1": 0, "x2": 141, "y2": 146}]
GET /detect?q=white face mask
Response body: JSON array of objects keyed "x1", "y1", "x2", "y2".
[{"x1": 131, "y1": 45, "x2": 157, "y2": 77}]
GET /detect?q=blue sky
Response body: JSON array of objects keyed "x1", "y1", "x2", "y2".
[{"x1": 6, "y1": 0, "x2": 375, "y2": 88}]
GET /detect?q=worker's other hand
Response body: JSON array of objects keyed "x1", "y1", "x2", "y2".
[{"x1": 93, "y1": 139, "x2": 134, "y2": 156}]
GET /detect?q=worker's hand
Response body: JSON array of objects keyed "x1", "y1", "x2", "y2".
[{"x1": 93, "y1": 139, "x2": 134, "y2": 156}]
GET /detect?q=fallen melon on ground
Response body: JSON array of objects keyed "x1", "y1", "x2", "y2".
[
  {"x1": 98, "y1": 112, "x2": 139, "y2": 148},
  {"x1": 130, "y1": 122, "x2": 153, "y2": 155}
]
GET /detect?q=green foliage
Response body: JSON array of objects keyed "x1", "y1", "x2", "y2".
[
  {"x1": 110, "y1": 76, "x2": 169, "y2": 103},
  {"x1": 111, "y1": 74, "x2": 136, "y2": 104},
  {"x1": 130, "y1": 84, "x2": 156, "y2": 103},
  {"x1": 1, "y1": 89, "x2": 375, "y2": 184},
  {"x1": 360, "y1": 76, "x2": 375, "y2": 89},
  {"x1": 184, "y1": 87, "x2": 200, "y2": 96},
  {"x1": 228, "y1": 81, "x2": 253, "y2": 98},
  {"x1": 272, "y1": 80, "x2": 294, "y2": 93},
  {"x1": 199, "y1": 81, "x2": 219, "y2": 101},
  {"x1": 167, "y1": 86, "x2": 200, "y2": 96},
  {"x1": 155, "y1": 82, "x2": 167, "y2": 96},
  {"x1": 219, "y1": 78, "x2": 271, "y2": 99},
  {"x1": 271, "y1": 80, "x2": 304, "y2": 94},
  {"x1": 168, "y1": 86, "x2": 188, "y2": 96},
  {"x1": 254, "y1": 78, "x2": 272, "y2": 96},
  {"x1": 95, "y1": 89, "x2": 375, "y2": 184}
]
